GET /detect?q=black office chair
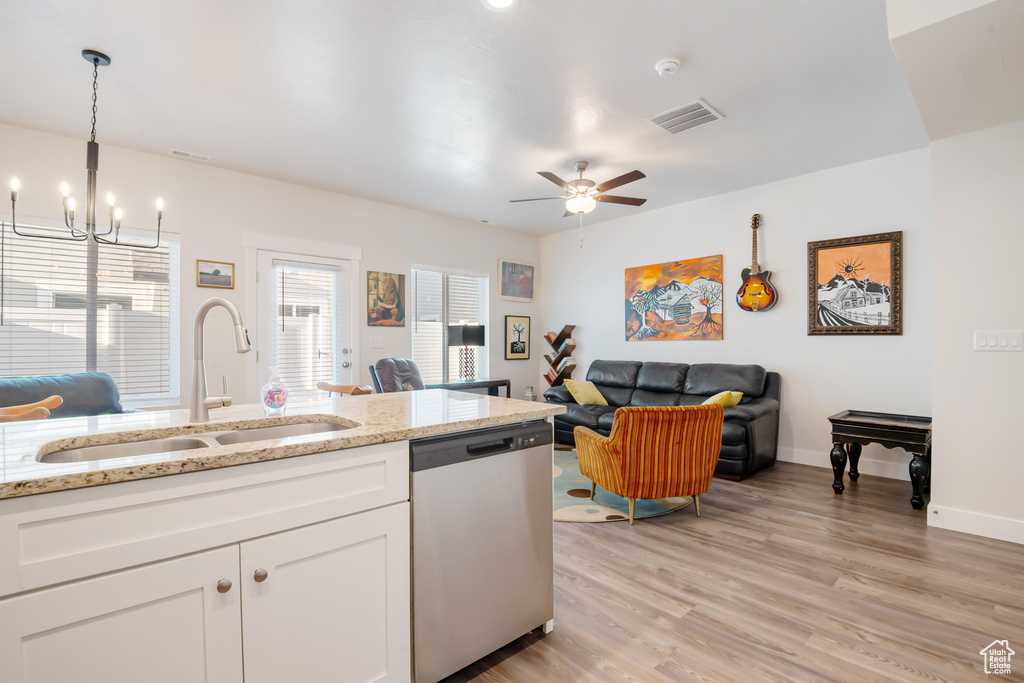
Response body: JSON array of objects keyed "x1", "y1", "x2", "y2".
[{"x1": 370, "y1": 358, "x2": 426, "y2": 393}]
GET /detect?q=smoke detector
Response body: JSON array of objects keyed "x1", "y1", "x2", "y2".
[{"x1": 655, "y1": 58, "x2": 681, "y2": 78}]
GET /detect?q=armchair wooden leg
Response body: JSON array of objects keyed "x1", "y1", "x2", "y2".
[
  {"x1": 628, "y1": 498, "x2": 636, "y2": 525},
  {"x1": 694, "y1": 493, "x2": 701, "y2": 518},
  {"x1": 590, "y1": 482, "x2": 596, "y2": 500}
]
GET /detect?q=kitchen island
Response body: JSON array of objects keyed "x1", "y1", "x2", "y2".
[{"x1": 0, "y1": 390, "x2": 564, "y2": 683}]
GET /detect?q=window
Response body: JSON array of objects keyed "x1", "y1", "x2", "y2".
[
  {"x1": 410, "y1": 268, "x2": 488, "y2": 384},
  {"x1": 0, "y1": 224, "x2": 180, "y2": 405},
  {"x1": 256, "y1": 251, "x2": 354, "y2": 403}
]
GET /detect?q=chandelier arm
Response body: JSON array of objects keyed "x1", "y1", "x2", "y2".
[
  {"x1": 10, "y1": 222, "x2": 90, "y2": 242},
  {"x1": 93, "y1": 216, "x2": 162, "y2": 250}
]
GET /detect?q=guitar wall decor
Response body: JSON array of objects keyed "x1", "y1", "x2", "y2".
[{"x1": 736, "y1": 213, "x2": 778, "y2": 312}]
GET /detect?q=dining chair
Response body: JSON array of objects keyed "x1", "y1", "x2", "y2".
[
  {"x1": 0, "y1": 395, "x2": 64, "y2": 423},
  {"x1": 316, "y1": 381, "x2": 373, "y2": 396}
]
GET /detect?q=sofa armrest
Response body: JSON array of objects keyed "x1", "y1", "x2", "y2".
[
  {"x1": 724, "y1": 398, "x2": 779, "y2": 422},
  {"x1": 544, "y1": 385, "x2": 574, "y2": 404}
]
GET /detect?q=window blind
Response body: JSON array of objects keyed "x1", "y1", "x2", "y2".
[
  {"x1": 266, "y1": 261, "x2": 339, "y2": 403},
  {"x1": 411, "y1": 268, "x2": 487, "y2": 384},
  {"x1": 0, "y1": 223, "x2": 179, "y2": 401}
]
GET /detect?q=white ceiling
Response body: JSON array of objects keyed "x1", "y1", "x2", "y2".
[{"x1": 0, "y1": 0, "x2": 927, "y2": 235}]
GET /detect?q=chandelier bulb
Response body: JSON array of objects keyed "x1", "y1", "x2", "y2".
[
  {"x1": 60, "y1": 181, "x2": 70, "y2": 197},
  {"x1": 114, "y1": 207, "x2": 123, "y2": 221},
  {"x1": 106, "y1": 192, "x2": 115, "y2": 207},
  {"x1": 155, "y1": 197, "x2": 164, "y2": 212},
  {"x1": 67, "y1": 197, "x2": 76, "y2": 213},
  {"x1": 10, "y1": 177, "x2": 20, "y2": 192}
]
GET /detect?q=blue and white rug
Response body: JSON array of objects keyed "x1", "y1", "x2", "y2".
[{"x1": 553, "y1": 448, "x2": 694, "y2": 523}]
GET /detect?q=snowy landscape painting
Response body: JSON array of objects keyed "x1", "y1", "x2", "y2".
[
  {"x1": 625, "y1": 255, "x2": 724, "y2": 341},
  {"x1": 807, "y1": 231, "x2": 902, "y2": 336}
]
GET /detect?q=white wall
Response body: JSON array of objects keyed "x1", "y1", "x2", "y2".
[
  {"x1": 539, "y1": 149, "x2": 933, "y2": 480},
  {"x1": 0, "y1": 122, "x2": 540, "y2": 407},
  {"x1": 929, "y1": 119, "x2": 1024, "y2": 544}
]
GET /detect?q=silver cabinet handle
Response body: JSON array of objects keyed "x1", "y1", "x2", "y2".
[
  {"x1": 254, "y1": 568, "x2": 269, "y2": 583},
  {"x1": 217, "y1": 579, "x2": 232, "y2": 593}
]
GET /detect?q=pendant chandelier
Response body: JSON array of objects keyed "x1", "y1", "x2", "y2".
[{"x1": 7, "y1": 49, "x2": 164, "y2": 249}]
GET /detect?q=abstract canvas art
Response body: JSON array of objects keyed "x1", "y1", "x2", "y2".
[{"x1": 625, "y1": 255, "x2": 724, "y2": 341}]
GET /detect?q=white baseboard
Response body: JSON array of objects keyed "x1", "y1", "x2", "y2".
[
  {"x1": 777, "y1": 446, "x2": 910, "y2": 481},
  {"x1": 927, "y1": 505, "x2": 1024, "y2": 546}
]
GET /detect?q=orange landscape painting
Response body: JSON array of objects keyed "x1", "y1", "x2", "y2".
[{"x1": 625, "y1": 255, "x2": 723, "y2": 341}]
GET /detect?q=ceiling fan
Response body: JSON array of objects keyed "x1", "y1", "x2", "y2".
[{"x1": 510, "y1": 160, "x2": 647, "y2": 218}]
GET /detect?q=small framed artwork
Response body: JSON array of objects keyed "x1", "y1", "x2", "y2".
[
  {"x1": 498, "y1": 259, "x2": 535, "y2": 303},
  {"x1": 196, "y1": 260, "x2": 235, "y2": 289},
  {"x1": 505, "y1": 315, "x2": 531, "y2": 360},
  {"x1": 807, "y1": 231, "x2": 902, "y2": 335},
  {"x1": 367, "y1": 271, "x2": 406, "y2": 326}
]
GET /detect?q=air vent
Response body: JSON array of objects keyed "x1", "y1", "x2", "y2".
[
  {"x1": 648, "y1": 99, "x2": 723, "y2": 134},
  {"x1": 170, "y1": 149, "x2": 212, "y2": 163}
]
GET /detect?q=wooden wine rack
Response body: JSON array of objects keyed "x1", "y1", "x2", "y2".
[{"x1": 543, "y1": 325, "x2": 576, "y2": 387}]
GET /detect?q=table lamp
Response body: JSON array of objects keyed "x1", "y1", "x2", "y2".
[{"x1": 448, "y1": 324, "x2": 486, "y2": 380}]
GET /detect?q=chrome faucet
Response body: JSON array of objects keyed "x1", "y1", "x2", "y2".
[{"x1": 191, "y1": 297, "x2": 251, "y2": 422}]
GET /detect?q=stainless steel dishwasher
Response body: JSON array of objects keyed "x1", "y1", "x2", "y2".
[{"x1": 410, "y1": 420, "x2": 554, "y2": 683}]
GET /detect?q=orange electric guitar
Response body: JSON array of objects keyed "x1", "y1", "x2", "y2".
[{"x1": 736, "y1": 213, "x2": 778, "y2": 312}]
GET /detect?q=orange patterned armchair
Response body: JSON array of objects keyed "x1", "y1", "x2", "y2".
[{"x1": 575, "y1": 404, "x2": 725, "y2": 525}]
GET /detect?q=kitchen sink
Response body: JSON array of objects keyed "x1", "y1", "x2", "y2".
[
  {"x1": 36, "y1": 416, "x2": 356, "y2": 463},
  {"x1": 38, "y1": 436, "x2": 213, "y2": 463},
  {"x1": 211, "y1": 421, "x2": 348, "y2": 445}
]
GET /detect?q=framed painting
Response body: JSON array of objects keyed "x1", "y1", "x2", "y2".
[
  {"x1": 505, "y1": 315, "x2": 530, "y2": 360},
  {"x1": 807, "y1": 231, "x2": 902, "y2": 335},
  {"x1": 498, "y1": 259, "x2": 535, "y2": 302},
  {"x1": 367, "y1": 271, "x2": 406, "y2": 327},
  {"x1": 196, "y1": 260, "x2": 234, "y2": 289},
  {"x1": 625, "y1": 255, "x2": 724, "y2": 341}
]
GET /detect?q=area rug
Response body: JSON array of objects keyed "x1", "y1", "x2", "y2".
[{"x1": 553, "y1": 448, "x2": 694, "y2": 523}]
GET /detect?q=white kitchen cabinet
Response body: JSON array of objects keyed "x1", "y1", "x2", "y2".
[
  {"x1": 0, "y1": 546, "x2": 244, "y2": 683},
  {"x1": 240, "y1": 502, "x2": 410, "y2": 683}
]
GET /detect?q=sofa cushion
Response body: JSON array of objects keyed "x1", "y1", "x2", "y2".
[
  {"x1": 586, "y1": 360, "x2": 642, "y2": 388},
  {"x1": 685, "y1": 363, "x2": 767, "y2": 398},
  {"x1": 677, "y1": 394, "x2": 706, "y2": 407},
  {"x1": 721, "y1": 421, "x2": 746, "y2": 445},
  {"x1": 635, "y1": 362, "x2": 688, "y2": 393},
  {"x1": 597, "y1": 410, "x2": 617, "y2": 432},
  {"x1": 629, "y1": 389, "x2": 681, "y2": 407},
  {"x1": 564, "y1": 379, "x2": 608, "y2": 406},
  {"x1": 702, "y1": 390, "x2": 743, "y2": 407},
  {"x1": 0, "y1": 372, "x2": 125, "y2": 418},
  {"x1": 558, "y1": 404, "x2": 616, "y2": 430}
]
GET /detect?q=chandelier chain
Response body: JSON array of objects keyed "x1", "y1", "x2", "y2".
[{"x1": 90, "y1": 59, "x2": 98, "y2": 143}]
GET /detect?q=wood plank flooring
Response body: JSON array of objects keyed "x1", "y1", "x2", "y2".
[{"x1": 443, "y1": 462, "x2": 1024, "y2": 682}]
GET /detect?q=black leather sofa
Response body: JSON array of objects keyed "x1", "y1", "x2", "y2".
[{"x1": 544, "y1": 360, "x2": 781, "y2": 479}]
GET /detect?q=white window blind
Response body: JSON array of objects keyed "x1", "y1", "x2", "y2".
[
  {"x1": 411, "y1": 268, "x2": 488, "y2": 384},
  {"x1": 265, "y1": 260, "x2": 339, "y2": 403},
  {"x1": 0, "y1": 223, "x2": 180, "y2": 402}
]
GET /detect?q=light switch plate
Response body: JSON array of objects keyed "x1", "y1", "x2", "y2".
[
  {"x1": 974, "y1": 330, "x2": 1023, "y2": 351},
  {"x1": 370, "y1": 337, "x2": 385, "y2": 349}
]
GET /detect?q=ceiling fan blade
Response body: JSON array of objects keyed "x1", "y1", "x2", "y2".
[
  {"x1": 538, "y1": 171, "x2": 573, "y2": 192},
  {"x1": 509, "y1": 197, "x2": 566, "y2": 203},
  {"x1": 594, "y1": 170, "x2": 645, "y2": 194},
  {"x1": 595, "y1": 195, "x2": 647, "y2": 206}
]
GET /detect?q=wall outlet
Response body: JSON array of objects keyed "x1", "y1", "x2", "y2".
[
  {"x1": 370, "y1": 337, "x2": 385, "y2": 349},
  {"x1": 973, "y1": 330, "x2": 1023, "y2": 351}
]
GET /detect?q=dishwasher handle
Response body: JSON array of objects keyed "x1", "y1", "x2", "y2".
[{"x1": 466, "y1": 438, "x2": 513, "y2": 457}]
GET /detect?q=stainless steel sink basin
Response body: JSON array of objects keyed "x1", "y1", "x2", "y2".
[
  {"x1": 38, "y1": 436, "x2": 213, "y2": 463},
  {"x1": 212, "y1": 421, "x2": 347, "y2": 445}
]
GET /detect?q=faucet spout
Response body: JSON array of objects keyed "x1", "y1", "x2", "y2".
[{"x1": 191, "y1": 297, "x2": 251, "y2": 422}]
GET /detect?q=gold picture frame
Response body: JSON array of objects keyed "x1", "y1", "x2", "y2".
[{"x1": 196, "y1": 260, "x2": 235, "y2": 289}]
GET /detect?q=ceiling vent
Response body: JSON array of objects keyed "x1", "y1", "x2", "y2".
[
  {"x1": 170, "y1": 149, "x2": 211, "y2": 163},
  {"x1": 648, "y1": 99, "x2": 723, "y2": 134}
]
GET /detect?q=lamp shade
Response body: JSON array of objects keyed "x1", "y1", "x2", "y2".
[{"x1": 448, "y1": 324, "x2": 485, "y2": 346}]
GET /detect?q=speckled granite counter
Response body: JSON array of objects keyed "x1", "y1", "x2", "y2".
[{"x1": 0, "y1": 390, "x2": 564, "y2": 499}]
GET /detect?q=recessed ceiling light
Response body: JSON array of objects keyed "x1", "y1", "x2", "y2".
[{"x1": 482, "y1": 0, "x2": 518, "y2": 12}]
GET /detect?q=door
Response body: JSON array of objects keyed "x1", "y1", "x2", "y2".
[
  {"x1": 239, "y1": 502, "x2": 411, "y2": 683},
  {"x1": 256, "y1": 250, "x2": 355, "y2": 402},
  {"x1": 0, "y1": 546, "x2": 242, "y2": 683}
]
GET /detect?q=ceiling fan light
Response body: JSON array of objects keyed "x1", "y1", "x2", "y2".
[{"x1": 566, "y1": 195, "x2": 597, "y2": 214}]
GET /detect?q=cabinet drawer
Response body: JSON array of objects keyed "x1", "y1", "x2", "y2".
[{"x1": 0, "y1": 441, "x2": 409, "y2": 597}]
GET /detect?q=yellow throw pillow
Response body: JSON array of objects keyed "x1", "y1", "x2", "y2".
[
  {"x1": 702, "y1": 390, "x2": 743, "y2": 407},
  {"x1": 564, "y1": 379, "x2": 609, "y2": 406}
]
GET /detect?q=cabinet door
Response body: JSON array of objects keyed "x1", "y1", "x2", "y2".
[
  {"x1": 240, "y1": 502, "x2": 410, "y2": 683},
  {"x1": 0, "y1": 546, "x2": 242, "y2": 683}
]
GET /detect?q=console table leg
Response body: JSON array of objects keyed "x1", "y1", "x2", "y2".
[
  {"x1": 830, "y1": 444, "x2": 847, "y2": 494},
  {"x1": 847, "y1": 443, "x2": 862, "y2": 481},
  {"x1": 909, "y1": 454, "x2": 928, "y2": 510}
]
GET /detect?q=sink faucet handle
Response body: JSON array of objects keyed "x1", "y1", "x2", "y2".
[
  {"x1": 221, "y1": 375, "x2": 232, "y2": 407},
  {"x1": 222, "y1": 374, "x2": 229, "y2": 396}
]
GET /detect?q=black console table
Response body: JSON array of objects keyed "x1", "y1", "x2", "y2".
[
  {"x1": 426, "y1": 378, "x2": 511, "y2": 398},
  {"x1": 828, "y1": 410, "x2": 932, "y2": 510}
]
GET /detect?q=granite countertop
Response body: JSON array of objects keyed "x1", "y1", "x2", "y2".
[{"x1": 0, "y1": 390, "x2": 565, "y2": 500}]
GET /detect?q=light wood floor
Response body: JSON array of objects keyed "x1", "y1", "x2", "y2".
[{"x1": 444, "y1": 461, "x2": 1024, "y2": 682}]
